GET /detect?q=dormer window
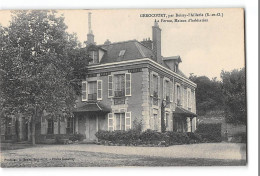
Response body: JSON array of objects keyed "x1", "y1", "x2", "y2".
[
  {"x1": 89, "y1": 50, "x2": 98, "y2": 64},
  {"x1": 119, "y1": 50, "x2": 126, "y2": 57}
]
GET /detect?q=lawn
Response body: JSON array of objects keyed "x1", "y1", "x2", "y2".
[{"x1": 1, "y1": 143, "x2": 247, "y2": 167}]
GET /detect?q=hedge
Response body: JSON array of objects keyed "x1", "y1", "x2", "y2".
[
  {"x1": 195, "y1": 123, "x2": 222, "y2": 142},
  {"x1": 95, "y1": 130, "x2": 206, "y2": 146}
]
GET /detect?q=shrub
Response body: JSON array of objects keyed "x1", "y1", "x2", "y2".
[
  {"x1": 195, "y1": 123, "x2": 222, "y2": 142},
  {"x1": 186, "y1": 132, "x2": 203, "y2": 143},
  {"x1": 69, "y1": 133, "x2": 84, "y2": 141},
  {"x1": 232, "y1": 132, "x2": 247, "y2": 143},
  {"x1": 95, "y1": 130, "x2": 203, "y2": 146}
]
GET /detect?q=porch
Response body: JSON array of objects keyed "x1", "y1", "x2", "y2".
[
  {"x1": 173, "y1": 106, "x2": 197, "y2": 132},
  {"x1": 73, "y1": 102, "x2": 111, "y2": 142}
]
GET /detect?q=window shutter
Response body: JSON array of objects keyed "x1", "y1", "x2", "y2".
[
  {"x1": 108, "y1": 113, "x2": 114, "y2": 131},
  {"x1": 175, "y1": 84, "x2": 177, "y2": 104},
  {"x1": 125, "y1": 73, "x2": 131, "y2": 96},
  {"x1": 170, "y1": 81, "x2": 173, "y2": 102},
  {"x1": 82, "y1": 81, "x2": 88, "y2": 101},
  {"x1": 158, "y1": 76, "x2": 160, "y2": 99},
  {"x1": 125, "y1": 112, "x2": 131, "y2": 130},
  {"x1": 97, "y1": 80, "x2": 102, "y2": 100},
  {"x1": 150, "y1": 72, "x2": 153, "y2": 96},
  {"x1": 108, "y1": 75, "x2": 113, "y2": 98},
  {"x1": 163, "y1": 79, "x2": 166, "y2": 100}
]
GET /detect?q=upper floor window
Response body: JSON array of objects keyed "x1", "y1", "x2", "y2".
[
  {"x1": 165, "y1": 80, "x2": 170, "y2": 102},
  {"x1": 114, "y1": 74, "x2": 125, "y2": 97},
  {"x1": 89, "y1": 50, "x2": 98, "y2": 64},
  {"x1": 88, "y1": 81, "x2": 97, "y2": 100},
  {"x1": 82, "y1": 80, "x2": 102, "y2": 101},
  {"x1": 153, "y1": 74, "x2": 159, "y2": 97},
  {"x1": 163, "y1": 78, "x2": 173, "y2": 103},
  {"x1": 108, "y1": 73, "x2": 131, "y2": 99},
  {"x1": 187, "y1": 90, "x2": 191, "y2": 110},
  {"x1": 177, "y1": 85, "x2": 181, "y2": 106}
]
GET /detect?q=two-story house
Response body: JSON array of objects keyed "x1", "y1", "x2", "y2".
[{"x1": 39, "y1": 14, "x2": 197, "y2": 142}]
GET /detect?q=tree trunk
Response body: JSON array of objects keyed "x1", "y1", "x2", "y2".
[
  {"x1": 27, "y1": 121, "x2": 31, "y2": 142},
  {"x1": 31, "y1": 106, "x2": 37, "y2": 145},
  {"x1": 31, "y1": 118, "x2": 36, "y2": 145},
  {"x1": 58, "y1": 117, "x2": 60, "y2": 135}
]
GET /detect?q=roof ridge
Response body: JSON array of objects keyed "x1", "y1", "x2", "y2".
[{"x1": 98, "y1": 39, "x2": 138, "y2": 47}]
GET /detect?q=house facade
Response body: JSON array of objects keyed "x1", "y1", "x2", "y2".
[
  {"x1": 1, "y1": 15, "x2": 197, "y2": 143},
  {"x1": 49, "y1": 18, "x2": 197, "y2": 142}
]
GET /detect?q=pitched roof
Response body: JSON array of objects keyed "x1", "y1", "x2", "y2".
[
  {"x1": 173, "y1": 106, "x2": 197, "y2": 117},
  {"x1": 98, "y1": 40, "x2": 155, "y2": 64},
  {"x1": 73, "y1": 102, "x2": 111, "y2": 113}
]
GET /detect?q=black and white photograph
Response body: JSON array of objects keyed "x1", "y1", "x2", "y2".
[{"x1": 0, "y1": 8, "x2": 248, "y2": 167}]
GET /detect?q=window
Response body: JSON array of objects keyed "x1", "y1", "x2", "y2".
[
  {"x1": 89, "y1": 51, "x2": 98, "y2": 64},
  {"x1": 66, "y1": 117, "x2": 74, "y2": 134},
  {"x1": 187, "y1": 91, "x2": 191, "y2": 110},
  {"x1": 177, "y1": 85, "x2": 181, "y2": 106},
  {"x1": 82, "y1": 81, "x2": 87, "y2": 101},
  {"x1": 115, "y1": 113, "x2": 125, "y2": 130},
  {"x1": 119, "y1": 50, "x2": 126, "y2": 57},
  {"x1": 165, "y1": 80, "x2": 170, "y2": 102},
  {"x1": 153, "y1": 75, "x2": 158, "y2": 97},
  {"x1": 163, "y1": 79, "x2": 173, "y2": 102},
  {"x1": 47, "y1": 118, "x2": 54, "y2": 134},
  {"x1": 108, "y1": 113, "x2": 114, "y2": 131},
  {"x1": 88, "y1": 81, "x2": 97, "y2": 100},
  {"x1": 165, "y1": 113, "x2": 169, "y2": 128},
  {"x1": 108, "y1": 112, "x2": 131, "y2": 131},
  {"x1": 97, "y1": 80, "x2": 102, "y2": 100},
  {"x1": 108, "y1": 75, "x2": 113, "y2": 97},
  {"x1": 114, "y1": 74, "x2": 125, "y2": 97}
]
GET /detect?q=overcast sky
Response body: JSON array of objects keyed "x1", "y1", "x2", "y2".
[{"x1": 0, "y1": 9, "x2": 245, "y2": 79}]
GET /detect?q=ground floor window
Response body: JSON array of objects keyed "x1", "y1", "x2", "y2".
[
  {"x1": 165, "y1": 113, "x2": 169, "y2": 128},
  {"x1": 115, "y1": 113, "x2": 125, "y2": 130},
  {"x1": 47, "y1": 118, "x2": 54, "y2": 134},
  {"x1": 66, "y1": 117, "x2": 74, "y2": 134},
  {"x1": 108, "y1": 112, "x2": 131, "y2": 131}
]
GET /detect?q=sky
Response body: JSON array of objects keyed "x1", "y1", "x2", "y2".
[{"x1": 0, "y1": 9, "x2": 245, "y2": 79}]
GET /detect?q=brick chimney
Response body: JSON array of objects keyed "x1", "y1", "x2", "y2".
[
  {"x1": 152, "y1": 21, "x2": 162, "y2": 62},
  {"x1": 86, "y1": 12, "x2": 95, "y2": 45}
]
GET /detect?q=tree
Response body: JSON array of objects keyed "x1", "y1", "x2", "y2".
[
  {"x1": 0, "y1": 10, "x2": 89, "y2": 145},
  {"x1": 221, "y1": 68, "x2": 246, "y2": 124},
  {"x1": 189, "y1": 74, "x2": 224, "y2": 115}
]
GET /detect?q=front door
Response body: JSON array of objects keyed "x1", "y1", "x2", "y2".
[{"x1": 84, "y1": 114, "x2": 98, "y2": 141}]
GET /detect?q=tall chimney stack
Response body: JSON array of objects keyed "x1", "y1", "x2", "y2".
[
  {"x1": 152, "y1": 21, "x2": 162, "y2": 63},
  {"x1": 87, "y1": 12, "x2": 95, "y2": 45}
]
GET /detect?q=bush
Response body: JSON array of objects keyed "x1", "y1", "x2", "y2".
[
  {"x1": 232, "y1": 132, "x2": 247, "y2": 143},
  {"x1": 195, "y1": 123, "x2": 222, "y2": 142},
  {"x1": 69, "y1": 133, "x2": 84, "y2": 141},
  {"x1": 95, "y1": 130, "x2": 204, "y2": 146}
]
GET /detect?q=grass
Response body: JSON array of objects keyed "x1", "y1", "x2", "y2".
[{"x1": 1, "y1": 150, "x2": 246, "y2": 167}]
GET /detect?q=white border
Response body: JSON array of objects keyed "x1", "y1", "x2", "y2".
[{"x1": 0, "y1": 1, "x2": 258, "y2": 176}]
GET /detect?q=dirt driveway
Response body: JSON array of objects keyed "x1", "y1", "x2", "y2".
[{"x1": 1, "y1": 143, "x2": 246, "y2": 167}]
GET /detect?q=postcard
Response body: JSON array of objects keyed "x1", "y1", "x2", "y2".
[{"x1": 0, "y1": 8, "x2": 246, "y2": 167}]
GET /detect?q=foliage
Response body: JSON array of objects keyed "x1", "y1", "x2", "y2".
[
  {"x1": 221, "y1": 68, "x2": 246, "y2": 124},
  {"x1": 96, "y1": 130, "x2": 205, "y2": 146},
  {"x1": 189, "y1": 75, "x2": 224, "y2": 115},
  {"x1": 0, "y1": 10, "x2": 89, "y2": 144},
  {"x1": 68, "y1": 133, "x2": 85, "y2": 141},
  {"x1": 195, "y1": 123, "x2": 222, "y2": 142}
]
